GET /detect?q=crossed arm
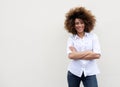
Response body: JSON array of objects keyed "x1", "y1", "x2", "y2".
[{"x1": 68, "y1": 46, "x2": 101, "y2": 60}]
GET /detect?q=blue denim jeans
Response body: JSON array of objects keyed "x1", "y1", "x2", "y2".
[{"x1": 67, "y1": 71, "x2": 98, "y2": 87}]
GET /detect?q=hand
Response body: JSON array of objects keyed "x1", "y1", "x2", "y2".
[
  {"x1": 69, "y1": 46, "x2": 77, "y2": 52},
  {"x1": 86, "y1": 50, "x2": 93, "y2": 54}
]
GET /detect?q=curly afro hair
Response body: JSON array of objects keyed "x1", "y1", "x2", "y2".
[{"x1": 64, "y1": 7, "x2": 96, "y2": 34}]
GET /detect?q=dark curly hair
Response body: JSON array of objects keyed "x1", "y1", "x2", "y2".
[{"x1": 64, "y1": 7, "x2": 96, "y2": 34}]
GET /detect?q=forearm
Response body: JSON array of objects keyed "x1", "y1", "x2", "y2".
[
  {"x1": 68, "y1": 51, "x2": 100, "y2": 60},
  {"x1": 83, "y1": 52, "x2": 101, "y2": 60},
  {"x1": 68, "y1": 51, "x2": 90, "y2": 59}
]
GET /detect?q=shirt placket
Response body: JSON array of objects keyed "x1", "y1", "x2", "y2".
[{"x1": 80, "y1": 38, "x2": 88, "y2": 76}]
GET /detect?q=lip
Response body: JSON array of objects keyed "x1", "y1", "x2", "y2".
[
  {"x1": 76, "y1": 27, "x2": 84, "y2": 32},
  {"x1": 77, "y1": 27, "x2": 83, "y2": 30}
]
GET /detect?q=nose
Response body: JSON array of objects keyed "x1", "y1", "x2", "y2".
[{"x1": 78, "y1": 23, "x2": 82, "y2": 26}]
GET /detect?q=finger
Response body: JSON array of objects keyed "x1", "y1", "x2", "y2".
[{"x1": 69, "y1": 46, "x2": 74, "y2": 51}]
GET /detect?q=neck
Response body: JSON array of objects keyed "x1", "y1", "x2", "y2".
[{"x1": 77, "y1": 32, "x2": 85, "y2": 38}]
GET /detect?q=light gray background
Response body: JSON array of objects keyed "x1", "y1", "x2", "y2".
[{"x1": 0, "y1": 0, "x2": 120, "y2": 87}]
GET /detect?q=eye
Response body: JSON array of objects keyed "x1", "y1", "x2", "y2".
[
  {"x1": 75, "y1": 22, "x2": 79, "y2": 25},
  {"x1": 79, "y1": 20, "x2": 84, "y2": 24}
]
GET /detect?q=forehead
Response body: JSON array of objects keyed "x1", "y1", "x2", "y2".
[{"x1": 75, "y1": 18, "x2": 83, "y2": 22}]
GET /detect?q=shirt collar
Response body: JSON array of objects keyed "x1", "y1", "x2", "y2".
[{"x1": 74, "y1": 32, "x2": 89, "y2": 39}]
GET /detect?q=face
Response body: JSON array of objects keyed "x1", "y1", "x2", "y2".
[{"x1": 74, "y1": 18, "x2": 85, "y2": 34}]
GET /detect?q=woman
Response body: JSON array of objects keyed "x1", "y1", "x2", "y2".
[{"x1": 64, "y1": 7, "x2": 101, "y2": 87}]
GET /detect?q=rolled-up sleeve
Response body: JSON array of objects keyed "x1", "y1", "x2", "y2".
[
  {"x1": 66, "y1": 37, "x2": 74, "y2": 55},
  {"x1": 92, "y1": 34, "x2": 101, "y2": 55}
]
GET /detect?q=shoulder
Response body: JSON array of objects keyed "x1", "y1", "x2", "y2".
[
  {"x1": 86, "y1": 32, "x2": 98, "y2": 39},
  {"x1": 68, "y1": 34, "x2": 76, "y2": 40}
]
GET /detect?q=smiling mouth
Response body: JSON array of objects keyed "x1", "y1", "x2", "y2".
[{"x1": 78, "y1": 27, "x2": 83, "y2": 29}]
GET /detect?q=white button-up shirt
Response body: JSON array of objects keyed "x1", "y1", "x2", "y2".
[{"x1": 67, "y1": 32, "x2": 101, "y2": 77}]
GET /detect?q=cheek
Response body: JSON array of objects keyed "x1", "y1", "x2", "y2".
[
  {"x1": 83, "y1": 24, "x2": 85, "y2": 27},
  {"x1": 75, "y1": 25, "x2": 78, "y2": 28}
]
